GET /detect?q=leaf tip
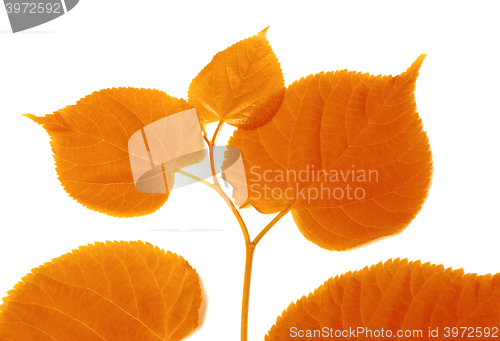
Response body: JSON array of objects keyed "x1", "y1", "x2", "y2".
[
  {"x1": 414, "y1": 53, "x2": 427, "y2": 68},
  {"x1": 396, "y1": 53, "x2": 427, "y2": 84},
  {"x1": 406, "y1": 53, "x2": 427, "y2": 78},
  {"x1": 22, "y1": 113, "x2": 40, "y2": 124},
  {"x1": 255, "y1": 26, "x2": 271, "y2": 42}
]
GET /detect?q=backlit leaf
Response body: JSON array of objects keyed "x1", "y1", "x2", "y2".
[
  {"x1": 188, "y1": 27, "x2": 285, "y2": 129},
  {"x1": 0, "y1": 241, "x2": 202, "y2": 341},
  {"x1": 227, "y1": 55, "x2": 432, "y2": 250},
  {"x1": 25, "y1": 88, "x2": 199, "y2": 217},
  {"x1": 265, "y1": 258, "x2": 500, "y2": 340}
]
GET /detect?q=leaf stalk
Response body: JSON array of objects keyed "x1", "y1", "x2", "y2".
[{"x1": 205, "y1": 119, "x2": 290, "y2": 341}]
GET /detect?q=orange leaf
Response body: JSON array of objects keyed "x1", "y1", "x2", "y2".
[
  {"x1": 0, "y1": 241, "x2": 202, "y2": 341},
  {"x1": 265, "y1": 259, "x2": 500, "y2": 341},
  {"x1": 227, "y1": 55, "x2": 432, "y2": 250},
  {"x1": 188, "y1": 27, "x2": 285, "y2": 129},
  {"x1": 24, "y1": 87, "x2": 197, "y2": 217}
]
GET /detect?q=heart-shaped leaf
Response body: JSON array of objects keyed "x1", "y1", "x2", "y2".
[
  {"x1": 0, "y1": 241, "x2": 202, "y2": 341},
  {"x1": 265, "y1": 258, "x2": 500, "y2": 340},
  {"x1": 25, "y1": 88, "x2": 200, "y2": 217},
  {"x1": 188, "y1": 27, "x2": 285, "y2": 129},
  {"x1": 227, "y1": 55, "x2": 432, "y2": 250}
]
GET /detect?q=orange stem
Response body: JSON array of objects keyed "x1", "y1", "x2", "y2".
[{"x1": 205, "y1": 119, "x2": 289, "y2": 341}]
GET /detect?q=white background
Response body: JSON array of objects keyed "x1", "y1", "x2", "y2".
[{"x1": 1, "y1": 1, "x2": 499, "y2": 340}]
